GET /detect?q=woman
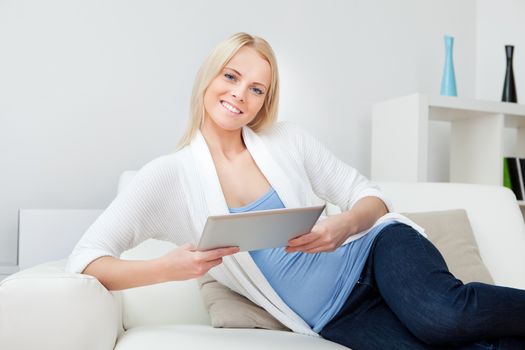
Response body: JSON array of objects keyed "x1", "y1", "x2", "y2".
[{"x1": 66, "y1": 32, "x2": 525, "y2": 349}]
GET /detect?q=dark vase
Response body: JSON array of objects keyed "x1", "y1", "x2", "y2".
[{"x1": 502, "y1": 45, "x2": 518, "y2": 103}]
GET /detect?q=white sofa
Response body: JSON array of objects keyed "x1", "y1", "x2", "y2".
[{"x1": 1, "y1": 175, "x2": 525, "y2": 350}]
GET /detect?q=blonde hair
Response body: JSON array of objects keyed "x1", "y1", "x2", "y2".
[{"x1": 175, "y1": 32, "x2": 280, "y2": 150}]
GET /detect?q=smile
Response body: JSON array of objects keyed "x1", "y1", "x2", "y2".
[{"x1": 220, "y1": 100, "x2": 243, "y2": 114}]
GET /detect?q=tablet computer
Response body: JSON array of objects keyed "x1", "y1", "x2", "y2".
[{"x1": 197, "y1": 205, "x2": 326, "y2": 252}]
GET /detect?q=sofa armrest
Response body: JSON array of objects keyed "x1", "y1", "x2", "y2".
[{"x1": 0, "y1": 260, "x2": 122, "y2": 350}]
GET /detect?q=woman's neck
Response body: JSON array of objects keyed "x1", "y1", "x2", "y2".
[{"x1": 200, "y1": 117, "x2": 246, "y2": 159}]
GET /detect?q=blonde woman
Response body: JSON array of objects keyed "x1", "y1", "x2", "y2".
[{"x1": 66, "y1": 32, "x2": 525, "y2": 349}]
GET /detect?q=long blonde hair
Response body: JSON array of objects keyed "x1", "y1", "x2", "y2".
[{"x1": 175, "y1": 32, "x2": 280, "y2": 150}]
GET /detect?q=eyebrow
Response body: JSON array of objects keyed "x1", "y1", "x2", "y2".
[{"x1": 224, "y1": 66, "x2": 268, "y2": 89}]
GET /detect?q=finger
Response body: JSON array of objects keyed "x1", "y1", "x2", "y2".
[
  {"x1": 215, "y1": 246, "x2": 240, "y2": 257},
  {"x1": 288, "y1": 244, "x2": 331, "y2": 254},
  {"x1": 286, "y1": 245, "x2": 314, "y2": 253},
  {"x1": 286, "y1": 238, "x2": 331, "y2": 253},
  {"x1": 287, "y1": 232, "x2": 319, "y2": 247},
  {"x1": 193, "y1": 258, "x2": 223, "y2": 277},
  {"x1": 201, "y1": 246, "x2": 240, "y2": 261},
  {"x1": 302, "y1": 245, "x2": 336, "y2": 254},
  {"x1": 204, "y1": 258, "x2": 223, "y2": 271},
  {"x1": 286, "y1": 244, "x2": 318, "y2": 253},
  {"x1": 181, "y1": 243, "x2": 196, "y2": 251}
]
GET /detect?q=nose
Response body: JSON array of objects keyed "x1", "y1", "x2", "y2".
[{"x1": 231, "y1": 87, "x2": 245, "y2": 102}]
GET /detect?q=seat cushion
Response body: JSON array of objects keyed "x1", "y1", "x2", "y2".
[{"x1": 114, "y1": 325, "x2": 348, "y2": 350}]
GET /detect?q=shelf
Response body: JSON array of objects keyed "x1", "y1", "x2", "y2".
[
  {"x1": 426, "y1": 95, "x2": 525, "y2": 128},
  {"x1": 429, "y1": 94, "x2": 525, "y2": 119},
  {"x1": 371, "y1": 93, "x2": 525, "y2": 187}
]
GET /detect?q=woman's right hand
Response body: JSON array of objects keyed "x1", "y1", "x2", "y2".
[{"x1": 155, "y1": 243, "x2": 240, "y2": 281}]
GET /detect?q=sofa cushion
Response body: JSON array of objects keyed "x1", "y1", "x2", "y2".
[
  {"x1": 197, "y1": 273, "x2": 290, "y2": 331},
  {"x1": 120, "y1": 239, "x2": 211, "y2": 329},
  {"x1": 114, "y1": 324, "x2": 347, "y2": 350},
  {"x1": 198, "y1": 209, "x2": 494, "y2": 329},
  {"x1": 402, "y1": 209, "x2": 494, "y2": 284}
]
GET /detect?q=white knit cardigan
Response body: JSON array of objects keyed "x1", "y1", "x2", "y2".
[{"x1": 65, "y1": 121, "x2": 425, "y2": 336}]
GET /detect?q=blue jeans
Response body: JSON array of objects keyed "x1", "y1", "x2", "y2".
[{"x1": 319, "y1": 223, "x2": 525, "y2": 350}]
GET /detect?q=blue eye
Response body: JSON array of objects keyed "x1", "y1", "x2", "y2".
[
  {"x1": 252, "y1": 87, "x2": 264, "y2": 95},
  {"x1": 224, "y1": 72, "x2": 265, "y2": 95}
]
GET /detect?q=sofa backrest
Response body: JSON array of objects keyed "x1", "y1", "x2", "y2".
[
  {"x1": 376, "y1": 181, "x2": 525, "y2": 289},
  {"x1": 116, "y1": 171, "x2": 525, "y2": 328}
]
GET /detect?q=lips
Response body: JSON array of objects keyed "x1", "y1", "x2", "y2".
[{"x1": 220, "y1": 100, "x2": 243, "y2": 114}]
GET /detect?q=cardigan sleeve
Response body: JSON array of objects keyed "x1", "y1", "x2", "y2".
[
  {"x1": 290, "y1": 123, "x2": 394, "y2": 213},
  {"x1": 65, "y1": 156, "x2": 176, "y2": 274}
]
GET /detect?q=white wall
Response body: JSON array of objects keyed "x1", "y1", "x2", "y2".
[
  {"x1": 0, "y1": 0, "x2": 476, "y2": 266},
  {"x1": 476, "y1": 0, "x2": 525, "y2": 103},
  {"x1": 476, "y1": 0, "x2": 525, "y2": 158}
]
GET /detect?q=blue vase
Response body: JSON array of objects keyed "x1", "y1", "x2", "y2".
[{"x1": 440, "y1": 35, "x2": 457, "y2": 96}]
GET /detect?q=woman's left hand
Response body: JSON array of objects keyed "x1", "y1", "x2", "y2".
[{"x1": 285, "y1": 214, "x2": 353, "y2": 254}]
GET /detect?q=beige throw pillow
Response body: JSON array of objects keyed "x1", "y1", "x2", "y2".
[
  {"x1": 198, "y1": 209, "x2": 494, "y2": 329},
  {"x1": 402, "y1": 209, "x2": 494, "y2": 284},
  {"x1": 197, "y1": 273, "x2": 290, "y2": 331}
]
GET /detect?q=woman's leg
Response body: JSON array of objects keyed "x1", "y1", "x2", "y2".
[
  {"x1": 372, "y1": 223, "x2": 525, "y2": 347},
  {"x1": 320, "y1": 249, "x2": 445, "y2": 350},
  {"x1": 319, "y1": 231, "x2": 519, "y2": 350},
  {"x1": 320, "y1": 295, "x2": 521, "y2": 350},
  {"x1": 319, "y1": 288, "x2": 444, "y2": 349}
]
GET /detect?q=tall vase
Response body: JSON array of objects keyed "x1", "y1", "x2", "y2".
[
  {"x1": 440, "y1": 35, "x2": 457, "y2": 96},
  {"x1": 502, "y1": 45, "x2": 518, "y2": 103}
]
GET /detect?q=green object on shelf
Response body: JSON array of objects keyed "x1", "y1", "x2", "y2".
[{"x1": 503, "y1": 158, "x2": 512, "y2": 189}]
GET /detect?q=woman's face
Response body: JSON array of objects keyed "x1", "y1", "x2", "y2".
[{"x1": 203, "y1": 46, "x2": 272, "y2": 132}]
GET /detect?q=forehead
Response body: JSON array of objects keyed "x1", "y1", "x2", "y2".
[{"x1": 225, "y1": 46, "x2": 271, "y2": 86}]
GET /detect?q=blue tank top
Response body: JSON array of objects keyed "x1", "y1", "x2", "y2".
[{"x1": 229, "y1": 187, "x2": 394, "y2": 332}]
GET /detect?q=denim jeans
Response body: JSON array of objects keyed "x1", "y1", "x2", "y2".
[{"x1": 319, "y1": 223, "x2": 525, "y2": 350}]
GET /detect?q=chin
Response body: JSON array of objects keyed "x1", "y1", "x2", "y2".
[
  {"x1": 221, "y1": 121, "x2": 246, "y2": 132},
  {"x1": 206, "y1": 116, "x2": 241, "y2": 132},
  {"x1": 209, "y1": 112, "x2": 250, "y2": 131}
]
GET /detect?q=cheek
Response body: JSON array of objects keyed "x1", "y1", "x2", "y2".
[
  {"x1": 253, "y1": 98, "x2": 266, "y2": 114},
  {"x1": 204, "y1": 87, "x2": 220, "y2": 110},
  {"x1": 203, "y1": 94, "x2": 212, "y2": 113},
  {"x1": 204, "y1": 79, "x2": 223, "y2": 100}
]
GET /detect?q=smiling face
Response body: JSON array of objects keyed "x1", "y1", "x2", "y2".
[{"x1": 203, "y1": 45, "x2": 272, "y2": 133}]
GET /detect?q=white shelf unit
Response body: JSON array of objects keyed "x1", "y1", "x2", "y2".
[{"x1": 371, "y1": 93, "x2": 525, "y2": 206}]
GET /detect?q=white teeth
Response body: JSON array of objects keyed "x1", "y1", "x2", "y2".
[{"x1": 221, "y1": 101, "x2": 241, "y2": 114}]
